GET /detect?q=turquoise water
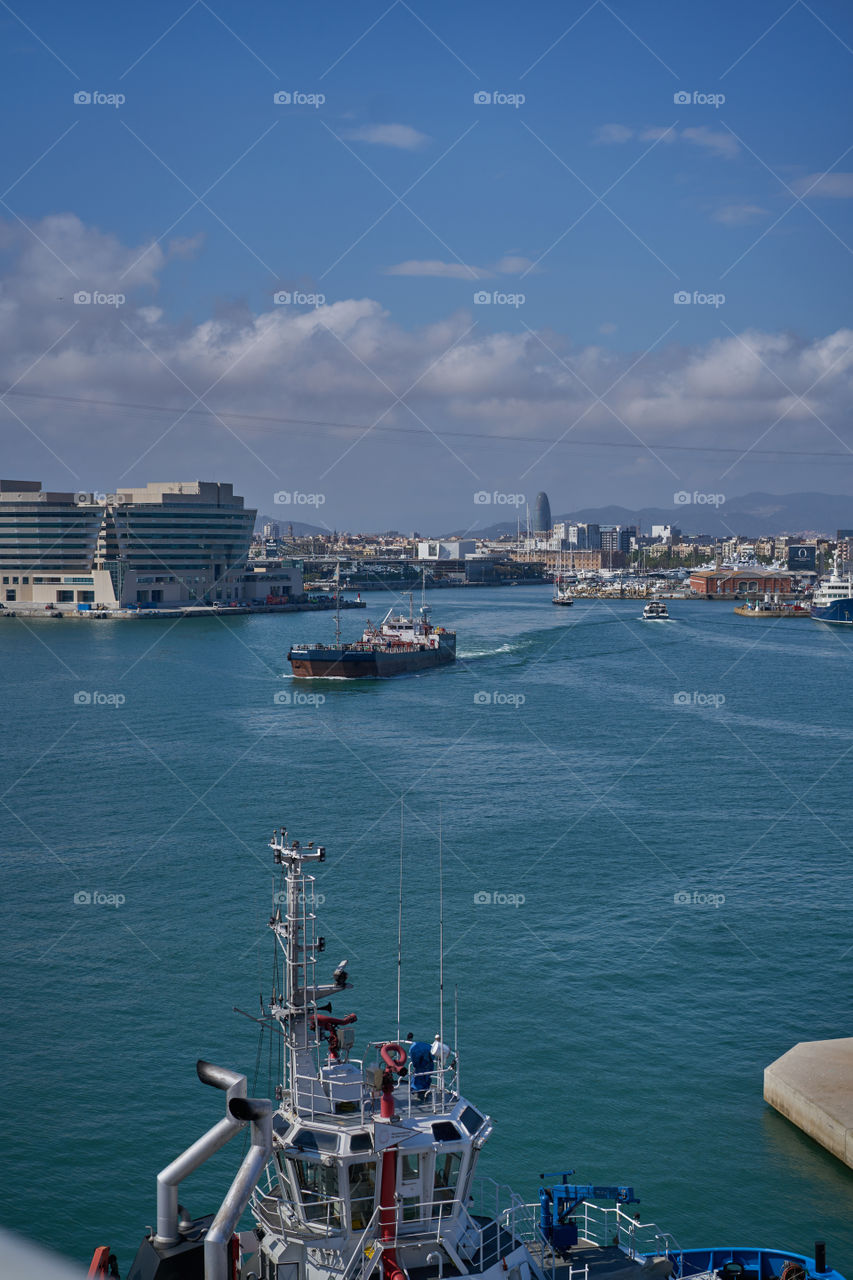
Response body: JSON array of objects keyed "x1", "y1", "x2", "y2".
[{"x1": 3, "y1": 589, "x2": 853, "y2": 1273}]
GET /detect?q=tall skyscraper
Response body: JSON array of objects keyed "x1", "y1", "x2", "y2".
[{"x1": 534, "y1": 491, "x2": 552, "y2": 534}]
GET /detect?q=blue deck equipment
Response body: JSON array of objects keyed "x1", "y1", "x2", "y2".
[{"x1": 539, "y1": 1172, "x2": 638, "y2": 1254}]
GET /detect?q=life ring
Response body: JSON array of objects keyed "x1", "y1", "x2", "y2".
[{"x1": 380, "y1": 1042, "x2": 407, "y2": 1072}]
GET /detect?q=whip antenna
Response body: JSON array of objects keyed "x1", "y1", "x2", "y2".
[
  {"x1": 397, "y1": 797, "x2": 404, "y2": 1042},
  {"x1": 454, "y1": 983, "x2": 459, "y2": 1095},
  {"x1": 439, "y1": 807, "x2": 445, "y2": 1106}
]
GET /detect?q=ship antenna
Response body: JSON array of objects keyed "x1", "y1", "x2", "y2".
[
  {"x1": 453, "y1": 983, "x2": 459, "y2": 1096},
  {"x1": 438, "y1": 806, "x2": 445, "y2": 1108},
  {"x1": 396, "y1": 797, "x2": 404, "y2": 1042},
  {"x1": 334, "y1": 559, "x2": 341, "y2": 646}
]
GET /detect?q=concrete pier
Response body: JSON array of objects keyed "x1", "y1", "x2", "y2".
[{"x1": 764, "y1": 1037, "x2": 853, "y2": 1168}]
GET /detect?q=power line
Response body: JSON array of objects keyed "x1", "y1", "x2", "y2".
[{"x1": 1, "y1": 385, "x2": 852, "y2": 461}]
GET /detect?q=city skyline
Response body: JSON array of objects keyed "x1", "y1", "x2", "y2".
[{"x1": 1, "y1": 1, "x2": 852, "y2": 527}]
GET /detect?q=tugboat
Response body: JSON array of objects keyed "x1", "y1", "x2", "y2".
[
  {"x1": 810, "y1": 555, "x2": 853, "y2": 625},
  {"x1": 642, "y1": 599, "x2": 669, "y2": 620},
  {"x1": 88, "y1": 829, "x2": 847, "y2": 1280},
  {"x1": 288, "y1": 595, "x2": 456, "y2": 678}
]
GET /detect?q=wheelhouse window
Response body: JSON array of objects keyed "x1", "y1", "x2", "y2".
[
  {"x1": 291, "y1": 1158, "x2": 341, "y2": 1227},
  {"x1": 348, "y1": 1161, "x2": 376, "y2": 1229},
  {"x1": 433, "y1": 1151, "x2": 463, "y2": 1205},
  {"x1": 400, "y1": 1152, "x2": 421, "y2": 1222}
]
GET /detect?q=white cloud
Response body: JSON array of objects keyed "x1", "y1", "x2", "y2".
[
  {"x1": 680, "y1": 126, "x2": 739, "y2": 159},
  {"x1": 341, "y1": 124, "x2": 430, "y2": 150},
  {"x1": 793, "y1": 172, "x2": 853, "y2": 198},
  {"x1": 593, "y1": 123, "x2": 738, "y2": 159},
  {"x1": 494, "y1": 255, "x2": 536, "y2": 275},
  {"x1": 384, "y1": 260, "x2": 487, "y2": 279},
  {"x1": 713, "y1": 203, "x2": 769, "y2": 225},
  {"x1": 384, "y1": 254, "x2": 535, "y2": 280},
  {"x1": 2, "y1": 215, "x2": 852, "y2": 517},
  {"x1": 593, "y1": 124, "x2": 635, "y2": 145}
]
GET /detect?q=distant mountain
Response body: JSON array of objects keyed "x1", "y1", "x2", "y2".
[
  {"x1": 254, "y1": 513, "x2": 329, "y2": 536},
  {"x1": 453, "y1": 492, "x2": 853, "y2": 539}
]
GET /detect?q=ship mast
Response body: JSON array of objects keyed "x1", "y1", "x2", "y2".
[
  {"x1": 268, "y1": 830, "x2": 350, "y2": 1112},
  {"x1": 334, "y1": 560, "x2": 341, "y2": 646}
]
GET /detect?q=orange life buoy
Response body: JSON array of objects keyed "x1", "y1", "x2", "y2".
[{"x1": 380, "y1": 1041, "x2": 407, "y2": 1072}]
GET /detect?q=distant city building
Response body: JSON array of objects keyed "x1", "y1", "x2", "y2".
[
  {"x1": 0, "y1": 480, "x2": 255, "y2": 609},
  {"x1": 689, "y1": 568, "x2": 797, "y2": 599},
  {"x1": 651, "y1": 524, "x2": 680, "y2": 543},
  {"x1": 540, "y1": 548, "x2": 626, "y2": 571},
  {"x1": 416, "y1": 539, "x2": 476, "y2": 560},
  {"x1": 533, "y1": 492, "x2": 551, "y2": 534},
  {"x1": 787, "y1": 543, "x2": 817, "y2": 572}
]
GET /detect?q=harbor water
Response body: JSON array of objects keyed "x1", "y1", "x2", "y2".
[{"x1": 2, "y1": 588, "x2": 853, "y2": 1271}]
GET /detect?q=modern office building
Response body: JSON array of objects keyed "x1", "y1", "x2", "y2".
[
  {"x1": 0, "y1": 480, "x2": 256, "y2": 608},
  {"x1": 533, "y1": 492, "x2": 552, "y2": 534}
]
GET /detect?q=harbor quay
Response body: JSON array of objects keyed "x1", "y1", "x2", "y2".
[{"x1": 765, "y1": 1038, "x2": 853, "y2": 1170}]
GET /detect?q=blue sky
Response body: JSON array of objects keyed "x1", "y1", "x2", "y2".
[{"x1": 1, "y1": 0, "x2": 852, "y2": 529}]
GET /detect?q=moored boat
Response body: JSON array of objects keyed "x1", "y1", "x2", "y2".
[{"x1": 810, "y1": 557, "x2": 853, "y2": 625}]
